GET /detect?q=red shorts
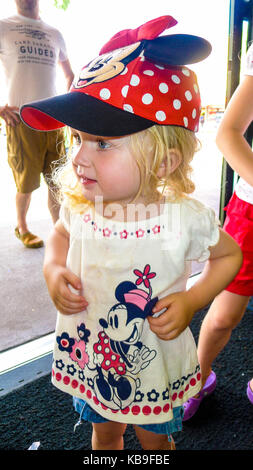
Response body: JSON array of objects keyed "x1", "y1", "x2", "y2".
[{"x1": 223, "y1": 192, "x2": 253, "y2": 296}]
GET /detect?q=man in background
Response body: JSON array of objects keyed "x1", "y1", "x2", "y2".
[{"x1": 0, "y1": 0, "x2": 74, "y2": 247}]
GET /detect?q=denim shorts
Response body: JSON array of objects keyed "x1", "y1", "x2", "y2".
[{"x1": 73, "y1": 397, "x2": 184, "y2": 439}]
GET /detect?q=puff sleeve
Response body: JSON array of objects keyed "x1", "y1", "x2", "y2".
[
  {"x1": 184, "y1": 199, "x2": 220, "y2": 263},
  {"x1": 59, "y1": 202, "x2": 71, "y2": 233}
]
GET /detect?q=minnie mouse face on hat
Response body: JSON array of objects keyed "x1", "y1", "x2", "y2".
[
  {"x1": 20, "y1": 15, "x2": 212, "y2": 136},
  {"x1": 75, "y1": 42, "x2": 143, "y2": 88},
  {"x1": 74, "y1": 16, "x2": 178, "y2": 90}
]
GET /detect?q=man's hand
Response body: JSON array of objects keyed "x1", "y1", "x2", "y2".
[
  {"x1": 0, "y1": 104, "x2": 20, "y2": 126},
  {"x1": 148, "y1": 291, "x2": 195, "y2": 340}
]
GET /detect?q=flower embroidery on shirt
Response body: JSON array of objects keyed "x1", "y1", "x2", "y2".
[
  {"x1": 152, "y1": 225, "x2": 160, "y2": 234},
  {"x1": 120, "y1": 230, "x2": 128, "y2": 239},
  {"x1": 136, "y1": 228, "x2": 145, "y2": 238},
  {"x1": 83, "y1": 211, "x2": 165, "y2": 239},
  {"x1": 134, "y1": 264, "x2": 156, "y2": 288},
  {"x1": 57, "y1": 332, "x2": 75, "y2": 353},
  {"x1": 147, "y1": 389, "x2": 160, "y2": 402},
  {"x1": 83, "y1": 214, "x2": 92, "y2": 223},
  {"x1": 70, "y1": 339, "x2": 89, "y2": 369},
  {"x1": 103, "y1": 227, "x2": 112, "y2": 237},
  {"x1": 56, "y1": 323, "x2": 91, "y2": 371}
]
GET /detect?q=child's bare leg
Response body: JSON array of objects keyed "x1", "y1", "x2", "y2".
[
  {"x1": 92, "y1": 421, "x2": 127, "y2": 450},
  {"x1": 198, "y1": 290, "x2": 249, "y2": 386},
  {"x1": 133, "y1": 425, "x2": 175, "y2": 450}
]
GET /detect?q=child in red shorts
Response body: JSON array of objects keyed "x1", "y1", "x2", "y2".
[{"x1": 183, "y1": 43, "x2": 253, "y2": 421}]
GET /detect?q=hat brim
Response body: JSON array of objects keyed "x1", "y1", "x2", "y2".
[{"x1": 20, "y1": 92, "x2": 155, "y2": 137}]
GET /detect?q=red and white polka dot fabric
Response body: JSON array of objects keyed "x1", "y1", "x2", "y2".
[
  {"x1": 94, "y1": 331, "x2": 126, "y2": 375},
  {"x1": 71, "y1": 54, "x2": 201, "y2": 132}
]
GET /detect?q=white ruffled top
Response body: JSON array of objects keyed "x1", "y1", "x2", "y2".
[{"x1": 51, "y1": 196, "x2": 220, "y2": 425}]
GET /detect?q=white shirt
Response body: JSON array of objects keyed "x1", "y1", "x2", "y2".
[
  {"x1": 0, "y1": 14, "x2": 68, "y2": 107},
  {"x1": 52, "y1": 197, "x2": 220, "y2": 425},
  {"x1": 235, "y1": 43, "x2": 253, "y2": 204}
]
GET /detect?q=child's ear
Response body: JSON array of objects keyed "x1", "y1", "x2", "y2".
[{"x1": 157, "y1": 149, "x2": 182, "y2": 177}]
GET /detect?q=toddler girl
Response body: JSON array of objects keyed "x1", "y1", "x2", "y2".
[{"x1": 21, "y1": 16, "x2": 242, "y2": 450}]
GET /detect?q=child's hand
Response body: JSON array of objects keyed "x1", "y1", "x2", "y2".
[
  {"x1": 147, "y1": 291, "x2": 194, "y2": 340},
  {"x1": 44, "y1": 264, "x2": 88, "y2": 315}
]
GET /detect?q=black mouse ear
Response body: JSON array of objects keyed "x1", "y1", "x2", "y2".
[
  {"x1": 144, "y1": 34, "x2": 212, "y2": 65},
  {"x1": 115, "y1": 281, "x2": 136, "y2": 302},
  {"x1": 143, "y1": 296, "x2": 158, "y2": 318}
]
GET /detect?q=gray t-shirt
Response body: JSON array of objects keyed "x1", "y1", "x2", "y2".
[{"x1": 0, "y1": 14, "x2": 68, "y2": 107}]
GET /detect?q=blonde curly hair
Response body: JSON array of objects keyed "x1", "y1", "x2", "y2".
[{"x1": 52, "y1": 124, "x2": 200, "y2": 213}]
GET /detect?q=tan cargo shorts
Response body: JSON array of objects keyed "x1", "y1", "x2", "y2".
[{"x1": 6, "y1": 121, "x2": 66, "y2": 193}]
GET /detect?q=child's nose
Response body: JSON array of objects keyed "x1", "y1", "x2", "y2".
[{"x1": 73, "y1": 148, "x2": 91, "y2": 168}]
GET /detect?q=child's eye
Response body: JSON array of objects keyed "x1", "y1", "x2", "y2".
[
  {"x1": 72, "y1": 133, "x2": 81, "y2": 146},
  {"x1": 97, "y1": 139, "x2": 111, "y2": 150}
]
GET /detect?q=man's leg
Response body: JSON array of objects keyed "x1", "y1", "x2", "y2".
[
  {"x1": 15, "y1": 191, "x2": 44, "y2": 248},
  {"x1": 16, "y1": 191, "x2": 32, "y2": 234},
  {"x1": 6, "y1": 122, "x2": 43, "y2": 247}
]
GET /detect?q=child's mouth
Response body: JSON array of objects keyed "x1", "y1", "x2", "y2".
[{"x1": 80, "y1": 176, "x2": 97, "y2": 185}]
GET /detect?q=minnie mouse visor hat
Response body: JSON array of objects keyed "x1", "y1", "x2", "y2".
[{"x1": 20, "y1": 16, "x2": 211, "y2": 136}]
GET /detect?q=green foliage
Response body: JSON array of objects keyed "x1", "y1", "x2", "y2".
[{"x1": 54, "y1": 0, "x2": 70, "y2": 10}]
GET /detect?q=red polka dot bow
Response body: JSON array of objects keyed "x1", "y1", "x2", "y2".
[{"x1": 99, "y1": 16, "x2": 178, "y2": 55}]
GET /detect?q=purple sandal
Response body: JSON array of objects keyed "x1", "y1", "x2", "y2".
[
  {"x1": 183, "y1": 371, "x2": 217, "y2": 421},
  {"x1": 247, "y1": 381, "x2": 253, "y2": 404}
]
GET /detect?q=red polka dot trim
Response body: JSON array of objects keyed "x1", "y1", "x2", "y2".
[
  {"x1": 71, "y1": 379, "x2": 78, "y2": 389},
  {"x1": 163, "y1": 404, "x2": 170, "y2": 413},
  {"x1": 63, "y1": 376, "x2": 70, "y2": 385},
  {"x1": 80, "y1": 384, "x2": 85, "y2": 394},
  {"x1": 86, "y1": 389, "x2": 92, "y2": 399},
  {"x1": 52, "y1": 366, "x2": 201, "y2": 417},
  {"x1": 153, "y1": 406, "x2": 162, "y2": 415},
  {"x1": 132, "y1": 405, "x2": 141, "y2": 415}
]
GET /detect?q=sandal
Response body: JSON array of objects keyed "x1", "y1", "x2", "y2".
[
  {"x1": 15, "y1": 227, "x2": 44, "y2": 248},
  {"x1": 247, "y1": 381, "x2": 253, "y2": 404},
  {"x1": 183, "y1": 371, "x2": 217, "y2": 421}
]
